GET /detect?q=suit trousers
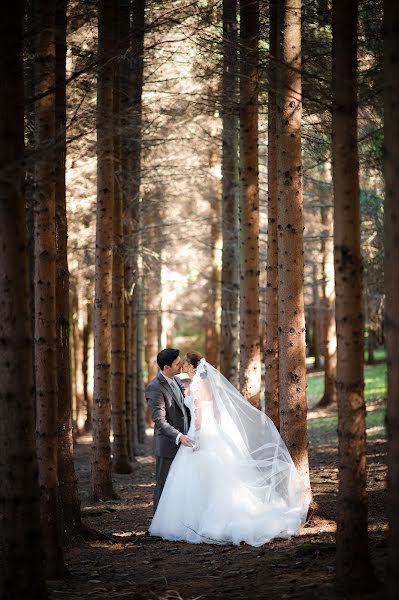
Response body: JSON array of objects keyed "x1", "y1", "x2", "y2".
[{"x1": 154, "y1": 455, "x2": 174, "y2": 513}]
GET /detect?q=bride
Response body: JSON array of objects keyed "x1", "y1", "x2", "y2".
[{"x1": 149, "y1": 352, "x2": 310, "y2": 546}]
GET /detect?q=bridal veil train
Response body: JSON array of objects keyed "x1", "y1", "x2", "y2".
[{"x1": 149, "y1": 358, "x2": 311, "y2": 546}]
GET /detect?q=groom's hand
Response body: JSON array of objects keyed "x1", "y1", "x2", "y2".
[{"x1": 180, "y1": 435, "x2": 193, "y2": 447}]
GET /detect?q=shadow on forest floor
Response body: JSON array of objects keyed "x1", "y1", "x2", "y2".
[{"x1": 48, "y1": 417, "x2": 388, "y2": 600}]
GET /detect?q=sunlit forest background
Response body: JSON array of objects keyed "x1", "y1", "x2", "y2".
[{"x1": 1, "y1": 0, "x2": 398, "y2": 598}]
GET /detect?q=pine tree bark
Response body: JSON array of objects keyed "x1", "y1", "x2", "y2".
[
  {"x1": 239, "y1": 0, "x2": 261, "y2": 407},
  {"x1": 91, "y1": 0, "x2": 116, "y2": 500},
  {"x1": 264, "y1": 0, "x2": 279, "y2": 428},
  {"x1": 55, "y1": 0, "x2": 83, "y2": 538},
  {"x1": 220, "y1": 0, "x2": 239, "y2": 387},
  {"x1": 111, "y1": 0, "x2": 131, "y2": 474},
  {"x1": 276, "y1": 0, "x2": 310, "y2": 492},
  {"x1": 332, "y1": 0, "x2": 373, "y2": 591},
  {"x1": 0, "y1": 3, "x2": 47, "y2": 597},
  {"x1": 33, "y1": 0, "x2": 64, "y2": 577},
  {"x1": 383, "y1": 1, "x2": 399, "y2": 597}
]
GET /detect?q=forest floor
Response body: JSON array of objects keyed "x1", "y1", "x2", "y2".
[{"x1": 48, "y1": 396, "x2": 388, "y2": 600}]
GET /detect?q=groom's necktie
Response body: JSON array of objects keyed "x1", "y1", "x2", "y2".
[{"x1": 171, "y1": 378, "x2": 188, "y2": 434}]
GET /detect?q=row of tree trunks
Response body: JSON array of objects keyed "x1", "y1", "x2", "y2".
[
  {"x1": 264, "y1": 0, "x2": 279, "y2": 429},
  {"x1": 0, "y1": 2, "x2": 47, "y2": 597},
  {"x1": 220, "y1": 0, "x2": 239, "y2": 388},
  {"x1": 383, "y1": 0, "x2": 399, "y2": 597},
  {"x1": 332, "y1": 0, "x2": 373, "y2": 592},
  {"x1": 239, "y1": 0, "x2": 261, "y2": 408},
  {"x1": 33, "y1": 0, "x2": 64, "y2": 576},
  {"x1": 276, "y1": 0, "x2": 310, "y2": 492},
  {"x1": 91, "y1": 0, "x2": 116, "y2": 500}
]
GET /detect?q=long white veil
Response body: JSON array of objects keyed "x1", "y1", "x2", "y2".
[{"x1": 191, "y1": 358, "x2": 310, "y2": 521}]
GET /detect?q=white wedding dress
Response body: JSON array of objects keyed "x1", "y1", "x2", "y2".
[{"x1": 149, "y1": 359, "x2": 310, "y2": 546}]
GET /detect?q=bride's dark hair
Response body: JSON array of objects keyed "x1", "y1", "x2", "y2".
[{"x1": 184, "y1": 351, "x2": 202, "y2": 369}]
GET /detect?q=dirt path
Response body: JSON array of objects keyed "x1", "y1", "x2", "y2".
[{"x1": 48, "y1": 425, "x2": 388, "y2": 600}]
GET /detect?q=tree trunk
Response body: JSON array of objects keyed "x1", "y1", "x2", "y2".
[
  {"x1": 136, "y1": 265, "x2": 147, "y2": 445},
  {"x1": 91, "y1": 0, "x2": 115, "y2": 500},
  {"x1": 55, "y1": 0, "x2": 82, "y2": 538},
  {"x1": 312, "y1": 261, "x2": 322, "y2": 369},
  {"x1": 119, "y1": 0, "x2": 135, "y2": 459},
  {"x1": 220, "y1": 0, "x2": 239, "y2": 388},
  {"x1": 111, "y1": 0, "x2": 131, "y2": 474},
  {"x1": 318, "y1": 200, "x2": 337, "y2": 406},
  {"x1": 83, "y1": 303, "x2": 93, "y2": 432},
  {"x1": 239, "y1": 0, "x2": 261, "y2": 407},
  {"x1": 130, "y1": 0, "x2": 146, "y2": 448},
  {"x1": 276, "y1": 0, "x2": 310, "y2": 492},
  {"x1": 69, "y1": 285, "x2": 78, "y2": 429},
  {"x1": 33, "y1": 0, "x2": 64, "y2": 577},
  {"x1": 383, "y1": 1, "x2": 399, "y2": 597},
  {"x1": 128, "y1": 290, "x2": 139, "y2": 454},
  {"x1": 144, "y1": 196, "x2": 162, "y2": 385},
  {"x1": 264, "y1": 0, "x2": 279, "y2": 428},
  {"x1": 332, "y1": 0, "x2": 373, "y2": 591},
  {"x1": 71, "y1": 288, "x2": 83, "y2": 431},
  {"x1": 0, "y1": 3, "x2": 47, "y2": 597},
  {"x1": 206, "y1": 146, "x2": 222, "y2": 368}
]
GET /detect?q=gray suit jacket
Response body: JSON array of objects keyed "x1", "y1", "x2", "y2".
[{"x1": 146, "y1": 372, "x2": 191, "y2": 458}]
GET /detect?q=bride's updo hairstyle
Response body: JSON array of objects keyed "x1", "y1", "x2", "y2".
[
  {"x1": 185, "y1": 351, "x2": 208, "y2": 379},
  {"x1": 184, "y1": 351, "x2": 202, "y2": 369}
]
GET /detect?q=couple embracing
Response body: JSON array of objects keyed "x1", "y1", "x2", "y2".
[{"x1": 145, "y1": 348, "x2": 310, "y2": 547}]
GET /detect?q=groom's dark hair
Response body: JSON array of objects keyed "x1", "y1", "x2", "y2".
[{"x1": 157, "y1": 348, "x2": 180, "y2": 371}]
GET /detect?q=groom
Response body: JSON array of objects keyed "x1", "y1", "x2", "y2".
[{"x1": 146, "y1": 348, "x2": 192, "y2": 512}]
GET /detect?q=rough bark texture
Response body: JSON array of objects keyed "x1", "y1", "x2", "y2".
[
  {"x1": 0, "y1": 3, "x2": 47, "y2": 597},
  {"x1": 277, "y1": 0, "x2": 310, "y2": 491},
  {"x1": 264, "y1": 0, "x2": 279, "y2": 428},
  {"x1": 111, "y1": 0, "x2": 131, "y2": 474},
  {"x1": 239, "y1": 0, "x2": 261, "y2": 407},
  {"x1": 55, "y1": 0, "x2": 82, "y2": 538},
  {"x1": 383, "y1": 1, "x2": 399, "y2": 597},
  {"x1": 220, "y1": 0, "x2": 239, "y2": 388},
  {"x1": 332, "y1": 0, "x2": 373, "y2": 591},
  {"x1": 92, "y1": 0, "x2": 115, "y2": 500},
  {"x1": 33, "y1": 0, "x2": 64, "y2": 577}
]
